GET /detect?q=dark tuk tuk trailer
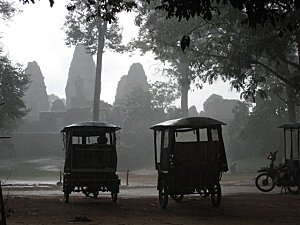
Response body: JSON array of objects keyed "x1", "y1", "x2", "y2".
[
  {"x1": 61, "y1": 121, "x2": 121, "y2": 203},
  {"x1": 279, "y1": 122, "x2": 300, "y2": 192},
  {"x1": 150, "y1": 117, "x2": 228, "y2": 209}
]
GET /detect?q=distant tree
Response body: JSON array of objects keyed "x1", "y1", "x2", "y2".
[
  {"x1": 63, "y1": 0, "x2": 126, "y2": 120},
  {"x1": 224, "y1": 89, "x2": 288, "y2": 162},
  {"x1": 223, "y1": 101, "x2": 250, "y2": 161},
  {"x1": 123, "y1": 87, "x2": 153, "y2": 128},
  {"x1": 116, "y1": 87, "x2": 153, "y2": 168},
  {"x1": 149, "y1": 80, "x2": 180, "y2": 113},
  {"x1": 131, "y1": 2, "x2": 203, "y2": 116},
  {"x1": 51, "y1": 99, "x2": 66, "y2": 112},
  {"x1": 112, "y1": 85, "x2": 178, "y2": 168},
  {"x1": 0, "y1": 0, "x2": 28, "y2": 132},
  {"x1": 48, "y1": 93, "x2": 60, "y2": 104},
  {"x1": 0, "y1": 54, "x2": 29, "y2": 132},
  {"x1": 184, "y1": 6, "x2": 300, "y2": 122}
]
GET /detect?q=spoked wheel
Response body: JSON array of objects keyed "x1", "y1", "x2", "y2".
[
  {"x1": 255, "y1": 173, "x2": 275, "y2": 192},
  {"x1": 171, "y1": 194, "x2": 184, "y2": 203},
  {"x1": 159, "y1": 186, "x2": 168, "y2": 209},
  {"x1": 111, "y1": 191, "x2": 118, "y2": 203},
  {"x1": 199, "y1": 188, "x2": 210, "y2": 198},
  {"x1": 211, "y1": 182, "x2": 221, "y2": 207},
  {"x1": 63, "y1": 177, "x2": 70, "y2": 203},
  {"x1": 287, "y1": 175, "x2": 299, "y2": 194}
]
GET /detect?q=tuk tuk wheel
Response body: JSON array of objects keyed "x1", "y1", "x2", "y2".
[
  {"x1": 211, "y1": 182, "x2": 221, "y2": 207},
  {"x1": 171, "y1": 194, "x2": 184, "y2": 203},
  {"x1": 159, "y1": 187, "x2": 168, "y2": 209},
  {"x1": 111, "y1": 191, "x2": 118, "y2": 203},
  {"x1": 63, "y1": 182, "x2": 70, "y2": 203},
  {"x1": 64, "y1": 192, "x2": 69, "y2": 203},
  {"x1": 93, "y1": 191, "x2": 99, "y2": 199}
]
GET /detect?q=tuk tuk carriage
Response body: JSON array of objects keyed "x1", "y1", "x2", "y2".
[
  {"x1": 279, "y1": 122, "x2": 300, "y2": 192},
  {"x1": 150, "y1": 117, "x2": 228, "y2": 209},
  {"x1": 61, "y1": 121, "x2": 121, "y2": 203}
]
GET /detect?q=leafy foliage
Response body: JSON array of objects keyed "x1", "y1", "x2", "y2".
[
  {"x1": 0, "y1": 1, "x2": 28, "y2": 132},
  {"x1": 149, "y1": 80, "x2": 180, "y2": 112},
  {"x1": 20, "y1": 0, "x2": 54, "y2": 7},
  {"x1": 0, "y1": 54, "x2": 29, "y2": 132},
  {"x1": 64, "y1": 2, "x2": 124, "y2": 54},
  {"x1": 131, "y1": 3, "x2": 206, "y2": 115},
  {"x1": 112, "y1": 87, "x2": 153, "y2": 169},
  {"x1": 157, "y1": 0, "x2": 300, "y2": 32},
  {"x1": 20, "y1": 0, "x2": 300, "y2": 36},
  {"x1": 224, "y1": 92, "x2": 288, "y2": 162},
  {"x1": 110, "y1": 84, "x2": 180, "y2": 169},
  {"x1": 66, "y1": 0, "x2": 137, "y2": 23},
  {"x1": 0, "y1": 0, "x2": 18, "y2": 20}
]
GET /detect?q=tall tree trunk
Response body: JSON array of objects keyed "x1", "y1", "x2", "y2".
[
  {"x1": 179, "y1": 60, "x2": 190, "y2": 117},
  {"x1": 281, "y1": 60, "x2": 297, "y2": 122},
  {"x1": 93, "y1": 20, "x2": 107, "y2": 121},
  {"x1": 286, "y1": 86, "x2": 296, "y2": 122},
  {"x1": 181, "y1": 75, "x2": 189, "y2": 117}
]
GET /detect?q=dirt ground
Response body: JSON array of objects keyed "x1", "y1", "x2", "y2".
[{"x1": 2, "y1": 193, "x2": 300, "y2": 225}]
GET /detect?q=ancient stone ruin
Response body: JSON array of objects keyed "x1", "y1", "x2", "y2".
[
  {"x1": 65, "y1": 44, "x2": 96, "y2": 108},
  {"x1": 200, "y1": 94, "x2": 240, "y2": 123},
  {"x1": 23, "y1": 61, "x2": 49, "y2": 121},
  {"x1": 114, "y1": 63, "x2": 149, "y2": 106}
]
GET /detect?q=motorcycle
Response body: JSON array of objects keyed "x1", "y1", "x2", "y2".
[{"x1": 255, "y1": 151, "x2": 299, "y2": 194}]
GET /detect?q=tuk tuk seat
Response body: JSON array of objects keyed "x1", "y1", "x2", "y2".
[
  {"x1": 174, "y1": 141, "x2": 219, "y2": 165},
  {"x1": 71, "y1": 144, "x2": 117, "y2": 171},
  {"x1": 174, "y1": 141, "x2": 220, "y2": 187}
]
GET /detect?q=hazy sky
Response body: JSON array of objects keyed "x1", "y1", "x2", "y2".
[{"x1": 1, "y1": 0, "x2": 240, "y2": 112}]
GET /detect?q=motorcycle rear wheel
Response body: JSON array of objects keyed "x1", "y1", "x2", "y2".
[
  {"x1": 287, "y1": 175, "x2": 299, "y2": 194},
  {"x1": 255, "y1": 173, "x2": 275, "y2": 192},
  {"x1": 287, "y1": 184, "x2": 299, "y2": 194}
]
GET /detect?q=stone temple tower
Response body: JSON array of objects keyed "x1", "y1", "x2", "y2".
[
  {"x1": 24, "y1": 61, "x2": 49, "y2": 121},
  {"x1": 114, "y1": 63, "x2": 149, "y2": 106},
  {"x1": 65, "y1": 44, "x2": 96, "y2": 108}
]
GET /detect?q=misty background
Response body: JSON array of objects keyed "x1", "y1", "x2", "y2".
[{"x1": 0, "y1": 0, "x2": 296, "y2": 183}]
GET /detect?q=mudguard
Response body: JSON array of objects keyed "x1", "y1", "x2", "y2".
[{"x1": 257, "y1": 167, "x2": 269, "y2": 173}]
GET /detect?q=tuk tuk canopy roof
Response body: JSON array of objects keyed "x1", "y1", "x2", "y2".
[
  {"x1": 150, "y1": 117, "x2": 226, "y2": 131},
  {"x1": 279, "y1": 122, "x2": 300, "y2": 129},
  {"x1": 61, "y1": 121, "x2": 121, "y2": 136}
]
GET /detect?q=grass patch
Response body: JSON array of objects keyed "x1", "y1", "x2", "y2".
[
  {"x1": 0, "y1": 158, "x2": 62, "y2": 183},
  {"x1": 229, "y1": 157, "x2": 267, "y2": 173}
]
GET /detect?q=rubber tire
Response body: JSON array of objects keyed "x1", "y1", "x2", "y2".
[
  {"x1": 171, "y1": 194, "x2": 184, "y2": 203},
  {"x1": 255, "y1": 173, "x2": 275, "y2": 192},
  {"x1": 64, "y1": 192, "x2": 69, "y2": 203},
  {"x1": 287, "y1": 184, "x2": 299, "y2": 194},
  {"x1": 211, "y1": 182, "x2": 221, "y2": 207},
  {"x1": 159, "y1": 187, "x2": 168, "y2": 209},
  {"x1": 93, "y1": 191, "x2": 99, "y2": 199},
  {"x1": 111, "y1": 191, "x2": 118, "y2": 203},
  {"x1": 287, "y1": 175, "x2": 299, "y2": 194}
]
